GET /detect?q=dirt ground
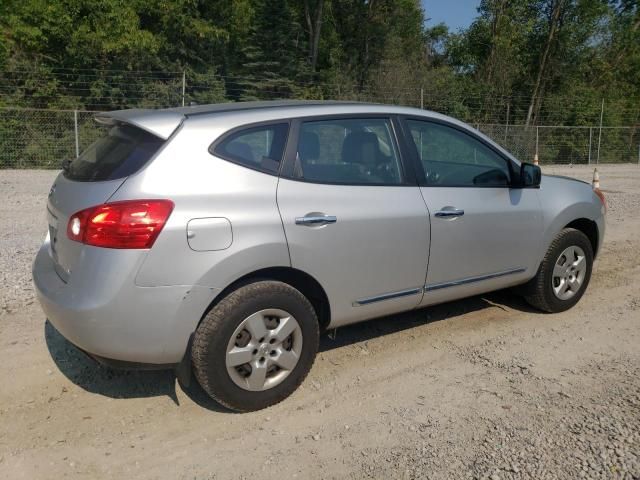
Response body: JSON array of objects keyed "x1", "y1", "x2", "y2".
[{"x1": 0, "y1": 164, "x2": 638, "y2": 480}]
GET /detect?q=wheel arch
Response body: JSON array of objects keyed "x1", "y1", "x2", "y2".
[
  {"x1": 564, "y1": 218, "x2": 599, "y2": 258},
  {"x1": 199, "y1": 267, "x2": 331, "y2": 332}
]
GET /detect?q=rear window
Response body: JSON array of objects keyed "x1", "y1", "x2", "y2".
[{"x1": 64, "y1": 124, "x2": 164, "y2": 182}]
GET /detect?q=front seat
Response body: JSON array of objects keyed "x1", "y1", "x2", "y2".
[{"x1": 341, "y1": 131, "x2": 384, "y2": 181}]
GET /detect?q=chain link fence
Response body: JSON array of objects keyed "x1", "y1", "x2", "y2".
[
  {"x1": 1, "y1": 107, "x2": 638, "y2": 168},
  {"x1": 477, "y1": 124, "x2": 639, "y2": 165},
  {"x1": 0, "y1": 108, "x2": 101, "y2": 168}
]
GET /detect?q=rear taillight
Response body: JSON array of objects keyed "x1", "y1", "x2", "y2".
[{"x1": 67, "y1": 200, "x2": 174, "y2": 249}]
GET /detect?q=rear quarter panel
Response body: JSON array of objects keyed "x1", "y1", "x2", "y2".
[{"x1": 108, "y1": 115, "x2": 291, "y2": 290}]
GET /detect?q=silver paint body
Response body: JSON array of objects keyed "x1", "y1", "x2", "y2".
[{"x1": 33, "y1": 102, "x2": 606, "y2": 364}]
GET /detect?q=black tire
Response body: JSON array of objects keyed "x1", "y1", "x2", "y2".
[
  {"x1": 522, "y1": 228, "x2": 593, "y2": 313},
  {"x1": 192, "y1": 281, "x2": 319, "y2": 412}
]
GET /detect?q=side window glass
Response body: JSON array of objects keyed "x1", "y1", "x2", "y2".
[
  {"x1": 213, "y1": 123, "x2": 288, "y2": 174},
  {"x1": 294, "y1": 118, "x2": 403, "y2": 185},
  {"x1": 406, "y1": 120, "x2": 511, "y2": 187}
]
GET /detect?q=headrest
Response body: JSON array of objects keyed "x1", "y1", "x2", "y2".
[{"x1": 341, "y1": 131, "x2": 380, "y2": 166}]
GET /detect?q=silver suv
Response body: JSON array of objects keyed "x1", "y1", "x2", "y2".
[{"x1": 33, "y1": 101, "x2": 606, "y2": 411}]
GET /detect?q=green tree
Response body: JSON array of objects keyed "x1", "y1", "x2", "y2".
[{"x1": 237, "y1": 0, "x2": 306, "y2": 100}]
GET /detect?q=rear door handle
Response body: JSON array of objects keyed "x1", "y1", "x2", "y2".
[
  {"x1": 295, "y1": 215, "x2": 337, "y2": 226},
  {"x1": 435, "y1": 207, "x2": 465, "y2": 218}
]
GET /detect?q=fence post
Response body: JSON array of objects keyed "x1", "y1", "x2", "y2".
[
  {"x1": 535, "y1": 126, "x2": 539, "y2": 157},
  {"x1": 504, "y1": 103, "x2": 510, "y2": 144},
  {"x1": 588, "y1": 127, "x2": 592, "y2": 165},
  {"x1": 182, "y1": 71, "x2": 186, "y2": 107},
  {"x1": 420, "y1": 88, "x2": 424, "y2": 110},
  {"x1": 74, "y1": 109, "x2": 79, "y2": 158},
  {"x1": 596, "y1": 98, "x2": 604, "y2": 164}
]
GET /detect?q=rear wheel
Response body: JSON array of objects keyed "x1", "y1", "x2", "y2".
[
  {"x1": 192, "y1": 281, "x2": 319, "y2": 412},
  {"x1": 523, "y1": 228, "x2": 593, "y2": 313}
]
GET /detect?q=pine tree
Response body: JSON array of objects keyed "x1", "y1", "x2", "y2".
[{"x1": 240, "y1": 0, "x2": 306, "y2": 100}]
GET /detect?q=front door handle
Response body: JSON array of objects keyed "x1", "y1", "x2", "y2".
[
  {"x1": 295, "y1": 214, "x2": 337, "y2": 226},
  {"x1": 435, "y1": 207, "x2": 465, "y2": 218}
]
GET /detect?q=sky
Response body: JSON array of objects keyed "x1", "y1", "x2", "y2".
[{"x1": 421, "y1": 0, "x2": 481, "y2": 32}]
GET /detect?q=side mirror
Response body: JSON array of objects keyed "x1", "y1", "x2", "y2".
[{"x1": 519, "y1": 162, "x2": 541, "y2": 188}]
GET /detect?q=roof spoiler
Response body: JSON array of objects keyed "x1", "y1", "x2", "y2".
[{"x1": 94, "y1": 109, "x2": 184, "y2": 140}]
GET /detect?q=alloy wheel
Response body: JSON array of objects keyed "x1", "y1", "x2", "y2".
[
  {"x1": 225, "y1": 309, "x2": 303, "y2": 391},
  {"x1": 552, "y1": 245, "x2": 587, "y2": 301}
]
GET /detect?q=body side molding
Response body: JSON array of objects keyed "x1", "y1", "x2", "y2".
[{"x1": 352, "y1": 268, "x2": 527, "y2": 306}]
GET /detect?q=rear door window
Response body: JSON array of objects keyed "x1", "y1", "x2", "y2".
[
  {"x1": 64, "y1": 124, "x2": 164, "y2": 182},
  {"x1": 212, "y1": 123, "x2": 289, "y2": 174}
]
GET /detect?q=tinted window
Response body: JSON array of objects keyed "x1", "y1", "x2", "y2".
[
  {"x1": 407, "y1": 120, "x2": 511, "y2": 187},
  {"x1": 214, "y1": 123, "x2": 288, "y2": 174},
  {"x1": 294, "y1": 118, "x2": 403, "y2": 185},
  {"x1": 64, "y1": 124, "x2": 163, "y2": 182}
]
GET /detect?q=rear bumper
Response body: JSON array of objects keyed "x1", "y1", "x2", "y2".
[
  {"x1": 86, "y1": 350, "x2": 177, "y2": 370},
  {"x1": 33, "y1": 239, "x2": 219, "y2": 364}
]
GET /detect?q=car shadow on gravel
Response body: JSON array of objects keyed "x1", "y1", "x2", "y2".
[
  {"x1": 44, "y1": 320, "x2": 231, "y2": 412},
  {"x1": 318, "y1": 289, "x2": 539, "y2": 352},
  {"x1": 44, "y1": 290, "x2": 537, "y2": 413}
]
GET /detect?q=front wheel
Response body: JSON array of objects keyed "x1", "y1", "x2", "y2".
[
  {"x1": 523, "y1": 228, "x2": 594, "y2": 313},
  {"x1": 191, "y1": 281, "x2": 319, "y2": 412}
]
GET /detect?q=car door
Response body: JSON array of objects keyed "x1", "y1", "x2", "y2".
[
  {"x1": 277, "y1": 116, "x2": 430, "y2": 327},
  {"x1": 400, "y1": 117, "x2": 544, "y2": 306}
]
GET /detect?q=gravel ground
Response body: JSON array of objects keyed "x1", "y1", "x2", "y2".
[
  {"x1": 0, "y1": 164, "x2": 638, "y2": 479},
  {"x1": 0, "y1": 170, "x2": 53, "y2": 315}
]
